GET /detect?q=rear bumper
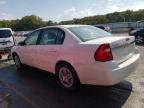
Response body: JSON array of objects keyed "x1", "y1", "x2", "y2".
[
  {"x1": 105, "y1": 52, "x2": 140, "y2": 85},
  {"x1": 74, "y1": 51, "x2": 140, "y2": 86}
]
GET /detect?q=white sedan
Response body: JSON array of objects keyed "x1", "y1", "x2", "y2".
[{"x1": 11, "y1": 25, "x2": 140, "y2": 90}]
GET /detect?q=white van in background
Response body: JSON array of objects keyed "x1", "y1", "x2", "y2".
[{"x1": 0, "y1": 28, "x2": 15, "y2": 59}]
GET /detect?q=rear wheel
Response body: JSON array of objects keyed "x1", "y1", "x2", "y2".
[
  {"x1": 135, "y1": 36, "x2": 144, "y2": 44},
  {"x1": 13, "y1": 55, "x2": 23, "y2": 70},
  {"x1": 56, "y1": 63, "x2": 80, "y2": 91}
]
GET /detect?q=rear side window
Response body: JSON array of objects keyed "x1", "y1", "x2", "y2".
[
  {"x1": 69, "y1": 26, "x2": 112, "y2": 42},
  {"x1": 39, "y1": 28, "x2": 65, "y2": 45},
  {"x1": 0, "y1": 30, "x2": 12, "y2": 38}
]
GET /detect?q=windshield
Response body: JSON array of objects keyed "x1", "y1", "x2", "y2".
[
  {"x1": 68, "y1": 26, "x2": 112, "y2": 42},
  {"x1": 0, "y1": 30, "x2": 12, "y2": 38}
]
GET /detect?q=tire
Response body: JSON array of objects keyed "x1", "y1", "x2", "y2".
[
  {"x1": 56, "y1": 63, "x2": 80, "y2": 91},
  {"x1": 135, "y1": 36, "x2": 144, "y2": 44},
  {"x1": 13, "y1": 55, "x2": 23, "y2": 70}
]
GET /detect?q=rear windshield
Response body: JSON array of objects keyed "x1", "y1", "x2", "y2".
[
  {"x1": 0, "y1": 30, "x2": 12, "y2": 38},
  {"x1": 68, "y1": 26, "x2": 112, "y2": 42}
]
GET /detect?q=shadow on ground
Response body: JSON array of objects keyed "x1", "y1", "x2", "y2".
[{"x1": 0, "y1": 64, "x2": 132, "y2": 108}]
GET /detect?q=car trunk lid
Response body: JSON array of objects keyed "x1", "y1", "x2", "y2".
[{"x1": 82, "y1": 36, "x2": 135, "y2": 64}]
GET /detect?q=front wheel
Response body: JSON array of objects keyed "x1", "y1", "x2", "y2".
[
  {"x1": 13, "y1": 55, "x2": 23, "y2": 70},
  {"x1": 135, "y1": 36, "x2": 144, "y2": 44},
  {"x1": 56, "y1": 63, "x2": 80, "y2": 91}
]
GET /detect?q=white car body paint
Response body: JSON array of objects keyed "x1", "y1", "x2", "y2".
[
  {"x1": 0, "y1": 28, "x2": 14, "y2": 50},
  {"x1": 11, "y1": 25, "x2": 140, "y2": 85}
]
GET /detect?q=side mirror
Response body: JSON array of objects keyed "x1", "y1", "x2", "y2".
[{"x1": 18, "y1": 41, "x2": 25, "y2": 46}]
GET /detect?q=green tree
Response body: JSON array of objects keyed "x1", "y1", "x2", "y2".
[{"x1": 17, "y1": 15, "x2": 45, "y2": 31}]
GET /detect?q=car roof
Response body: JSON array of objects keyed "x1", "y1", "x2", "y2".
[
  {"x1": 37, "y1": 25, "x2": 89, "y2": 30},
  {"x1": 0, "y1": 28, "x2": 12, "y2": 30},
  {"x1": 59, "y1": 25, "x2": 89, "y2": 28}
]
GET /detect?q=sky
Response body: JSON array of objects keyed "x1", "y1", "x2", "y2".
[{"x1": 0, "y1": 0, "x2": 144, "y2": 22}]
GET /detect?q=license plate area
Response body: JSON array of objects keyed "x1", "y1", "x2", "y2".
[
  {"x1": 123, "y1": 43, "x2": 134, "y2": 55},
  {"x1": 112, "y1": 43, "x2": 135, "y2": 64}
]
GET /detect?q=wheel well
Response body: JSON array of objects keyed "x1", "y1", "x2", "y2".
[
  {"x1": 55, "y1": 61, "x2": 72, "y2": 73},
  {"x1": 12, "y1": 52, "x2": 18, "y2": 59},
  {"x1": 55, "y1": 60, "x2": 80, "y2": 83}
]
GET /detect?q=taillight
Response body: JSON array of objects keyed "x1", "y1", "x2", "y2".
[{"x1": 94, "y1": 44, "x2": 113, "y2": 62}]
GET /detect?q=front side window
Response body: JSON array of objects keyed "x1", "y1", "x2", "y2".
[
  {"x1": 0, "y1": 30, "x2": 12, "y2": 38},
  {"x1": 25, "y1": 30, "x2": 40, "y2": 45},
  {"x1": 39, "y1": 28, "x2": 65, "y2": 45},
  {"x1": 68, "y1": 26, "x2": 112, "y2": 42}
]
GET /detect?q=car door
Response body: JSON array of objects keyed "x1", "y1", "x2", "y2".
[
  {"x1": 36, "y1": 28, "x2": 65, "y2": 73},
  {"x1": 19, "y1": 30, "x2": 40, "y2": 67}
]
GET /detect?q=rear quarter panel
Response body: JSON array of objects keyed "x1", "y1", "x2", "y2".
[{"x1": 56, "y1": 43, "x2": 98, "y2": 69}]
